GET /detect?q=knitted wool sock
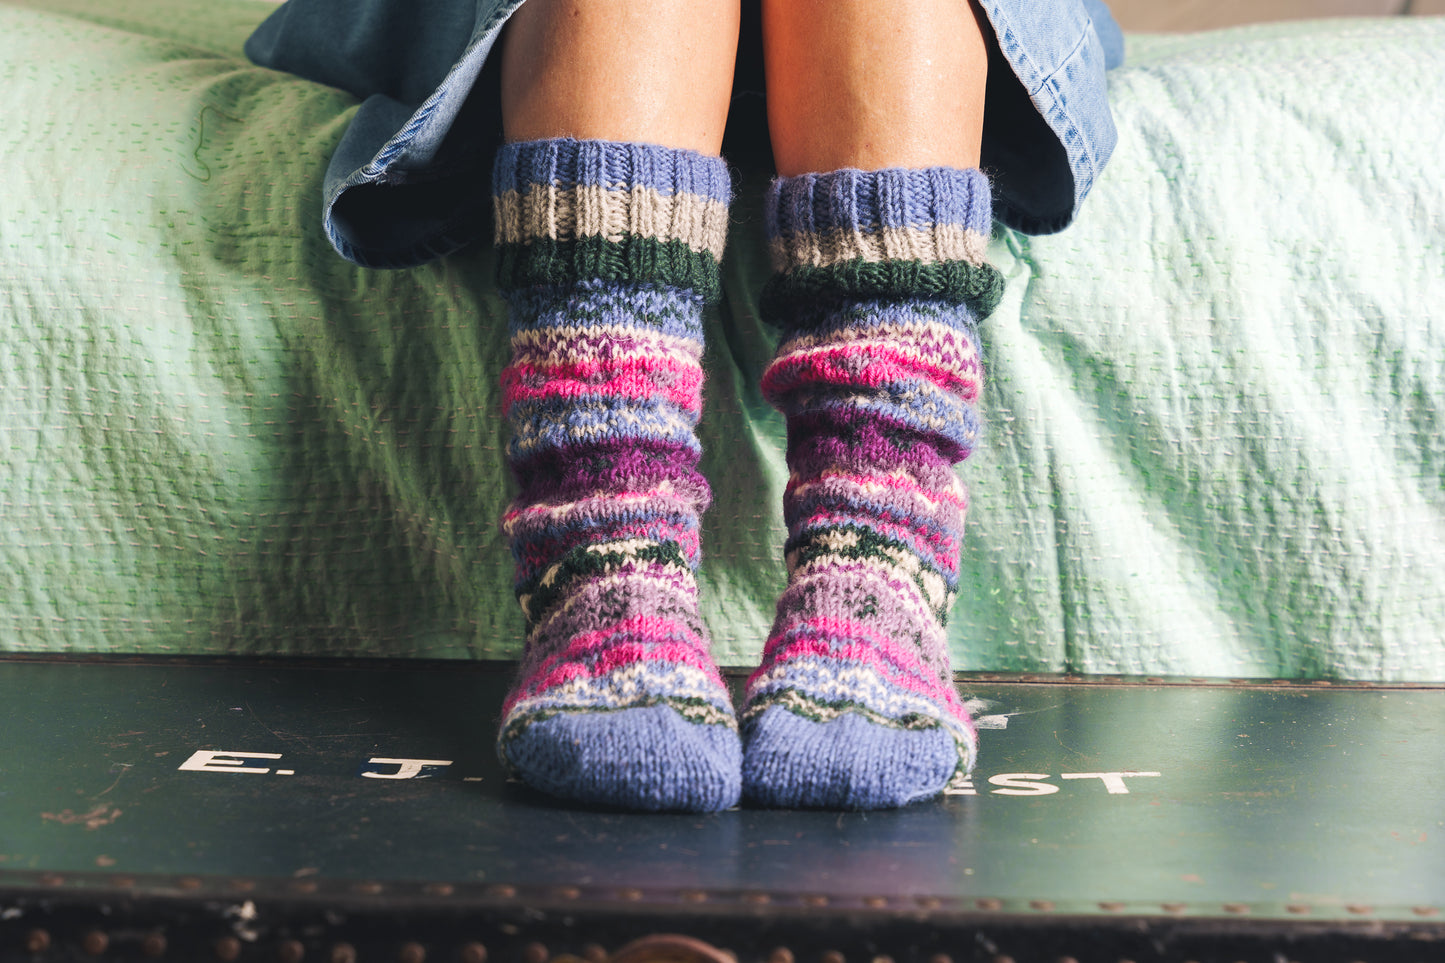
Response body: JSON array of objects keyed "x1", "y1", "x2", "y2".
[
  {"x1": 741, "y1": 166, "x2": 1005, "y2": 809},
  {"x1": 493, "y1": 138, "x2": 740, "y2": 812}
]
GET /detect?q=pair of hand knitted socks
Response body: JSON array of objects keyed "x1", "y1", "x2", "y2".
[{"x1": 493, "y1": 138, "x2": 1003, "y2": 812}]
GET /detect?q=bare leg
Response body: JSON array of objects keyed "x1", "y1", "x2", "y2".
[
  {"x1": 762, "y1": 0, "x2": 989, "y2": 174},
  {"x1": 500, "y1": 0, "x2": 739, "y2": 153},
  {"x1": 743, "y1": 0, "x2": 1001, "y2": 809}
]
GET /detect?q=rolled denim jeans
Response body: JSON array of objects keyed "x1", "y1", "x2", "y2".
[{"x1": 245, "y1": 0, "x2": 1123, "y2": 267}]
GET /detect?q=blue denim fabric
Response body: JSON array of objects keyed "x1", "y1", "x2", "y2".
[
  {"x1": 246, "y1": 0, "x2": 1122, "y2": 268},
  {"x1": 975, "y1": 0, "x2": 1121, "y2": 234},
  {"x1": 1086, "y1": 0, "x2": 1127, "y2": 70}
]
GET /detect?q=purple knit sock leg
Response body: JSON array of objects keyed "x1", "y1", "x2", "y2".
[
  {"x1": 493, "y1": 139, "x2": 740, "y2": 812},
  {"x1": 742, "y1": 166, "x2": 1004, "y2": 809}
]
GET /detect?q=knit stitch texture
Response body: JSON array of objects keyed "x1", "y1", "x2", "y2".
[
  {"x1": 758, "y1": 167, "x2": 1005, "y2": 324},
  {"x1": 742, "y1": 166, "x2": 991, "y2": 810},
  {"x1": 494, "y1": 139, "x2": 731, "y2": 304},
  {"x1": 494, "y1": 139, "x2": 740, "y2": 812}
]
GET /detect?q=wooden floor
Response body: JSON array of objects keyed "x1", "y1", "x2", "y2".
[{"x1": 1110, "y1": 0, "x2": 1444, "y2": 31}]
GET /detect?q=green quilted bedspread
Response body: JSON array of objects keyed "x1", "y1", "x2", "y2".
[{"x1": 2, "y1": 0, "x2": 1442, "y2": 679}]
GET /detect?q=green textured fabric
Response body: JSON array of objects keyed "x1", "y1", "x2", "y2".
[{"x1": 1, "y1": 0, "x2": 1442, "y2": 679}]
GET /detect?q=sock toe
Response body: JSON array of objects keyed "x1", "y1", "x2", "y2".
[
  {"x1": 742, "y1": 706, "x2": 960, "y2": 810},
  {"x1": 504, "y1": 704, "x2": 742, "y2": 812}
]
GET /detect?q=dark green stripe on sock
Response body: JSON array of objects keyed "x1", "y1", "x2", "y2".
[
  {"x1": 760, "y1": 258, "x2": 1005, "y2": 325},
  {"x1": 496, "y1": 236, "x2": 723, "y2": 304},
  {"x1": 518, "y1": 540, "x2": 694, "y2": 629}
]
